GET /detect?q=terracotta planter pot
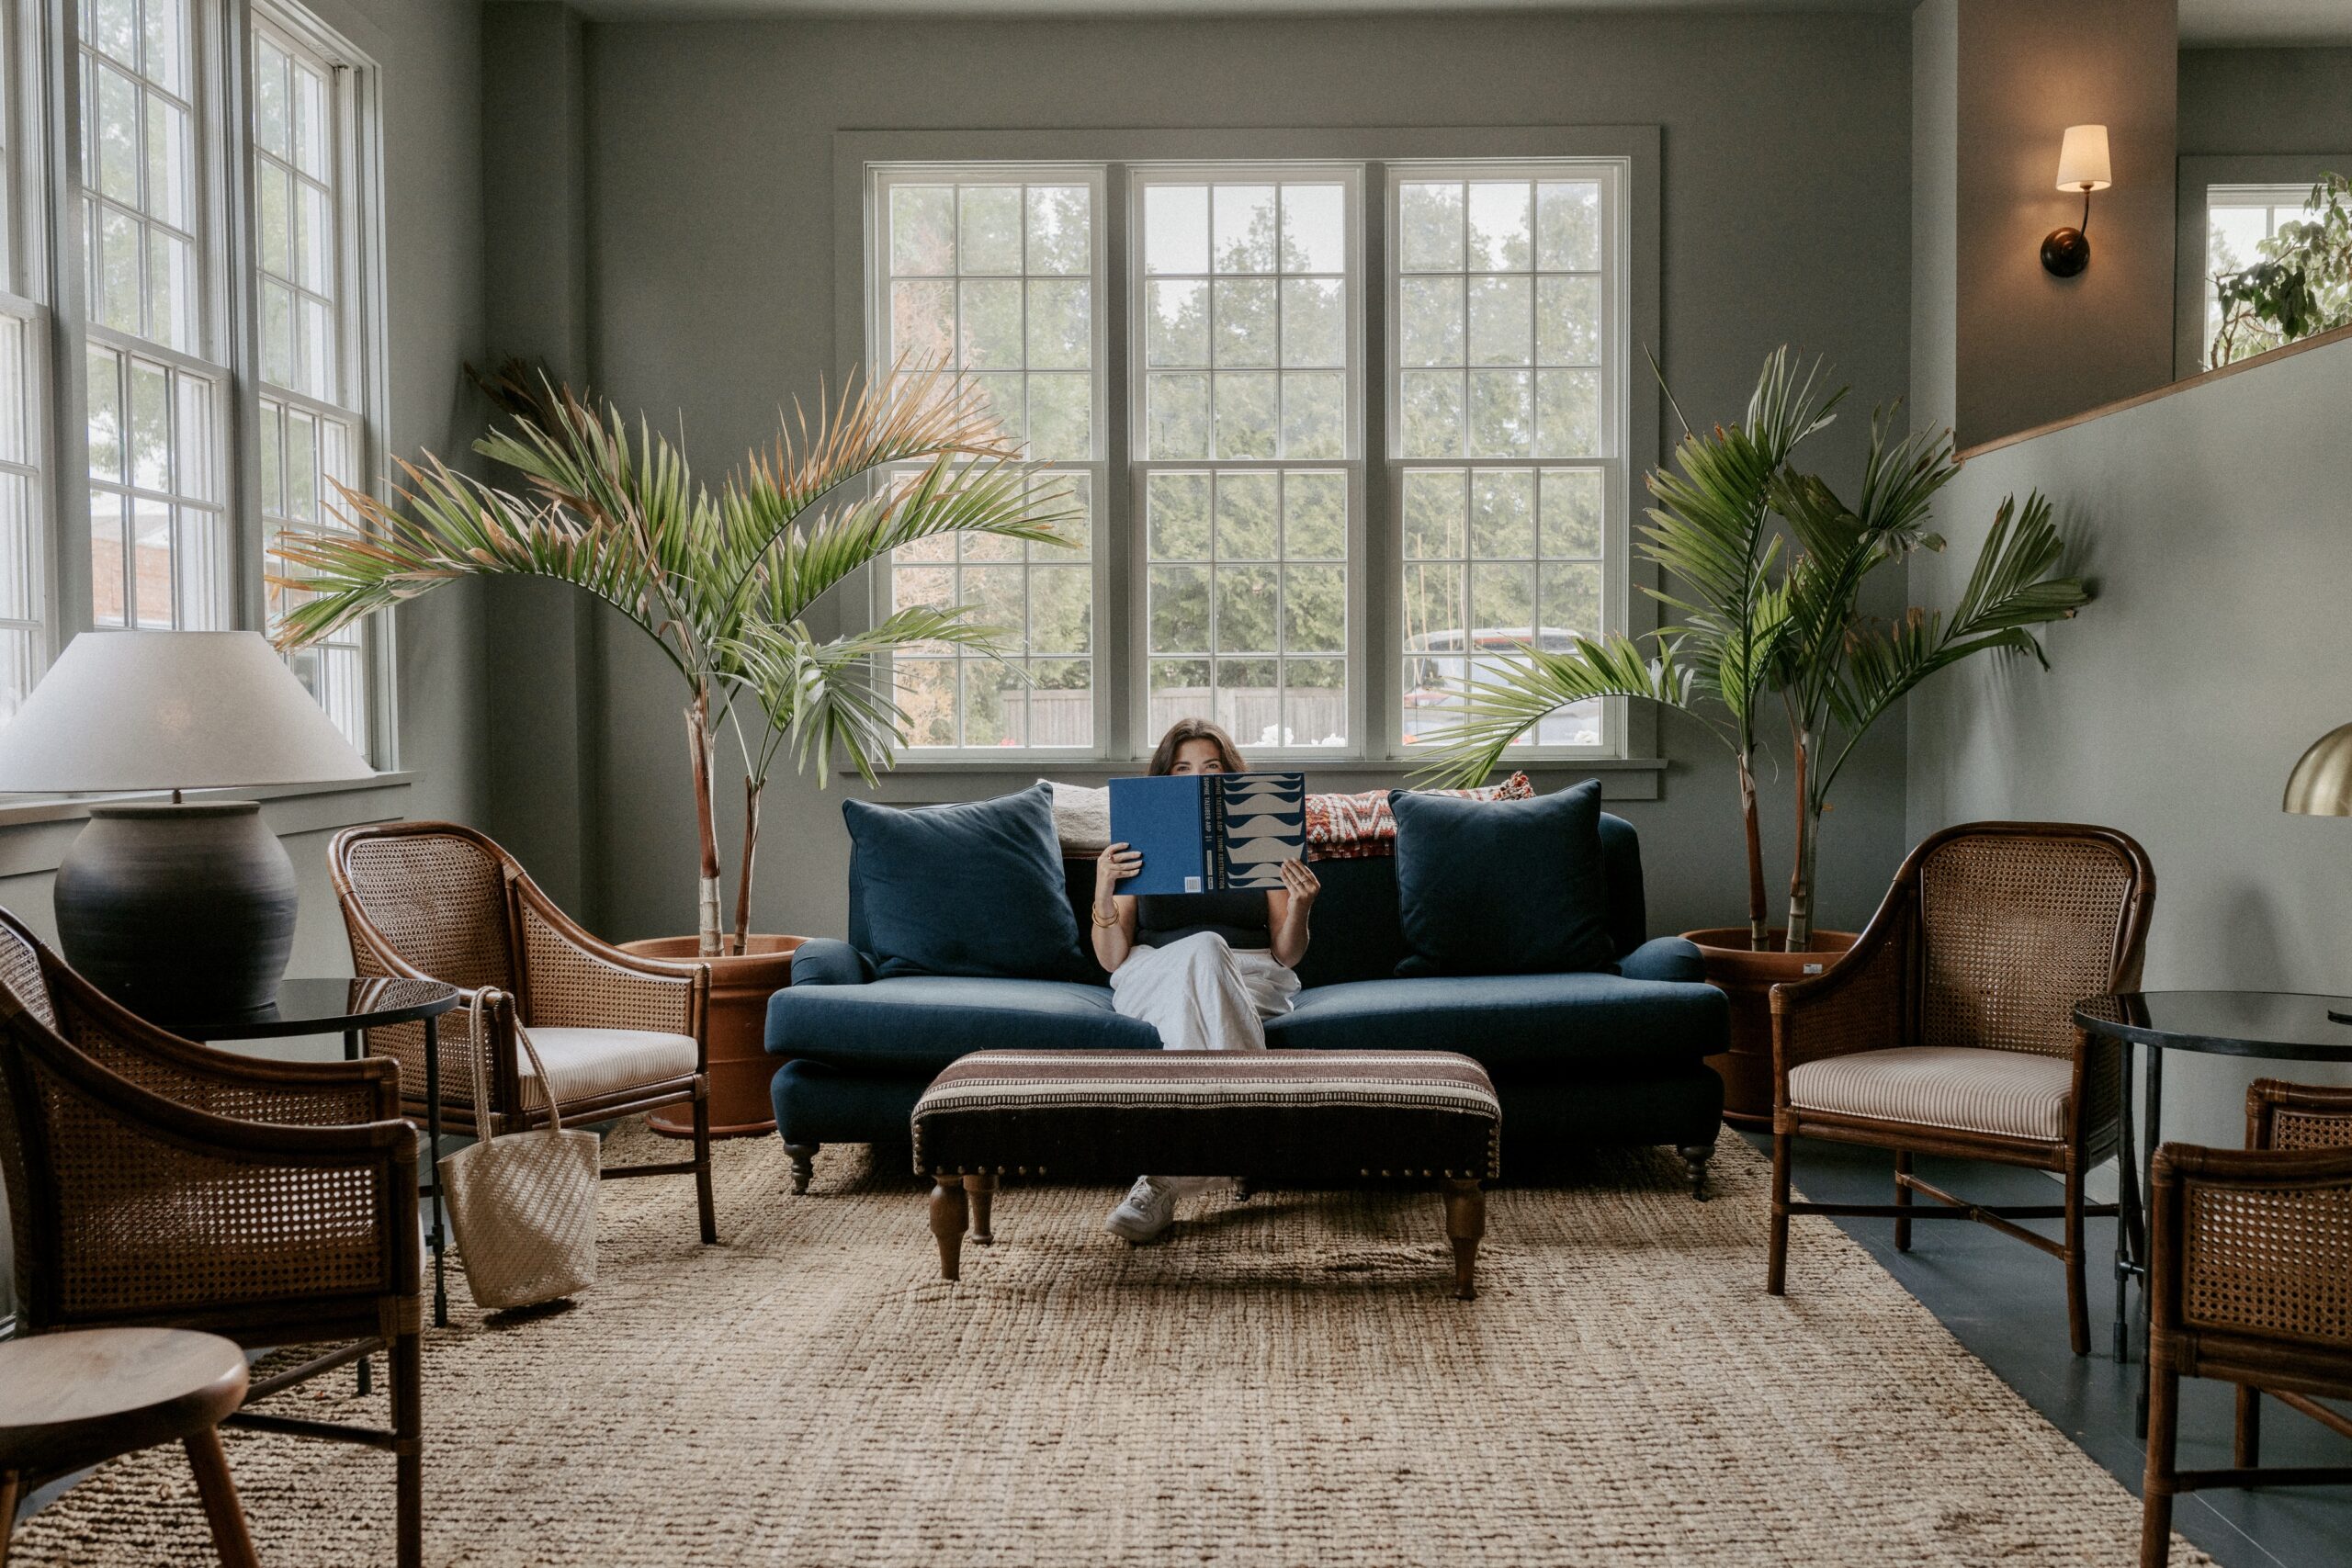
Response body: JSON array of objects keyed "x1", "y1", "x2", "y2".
[
  {"x1": 623, "y1": 934, "x2": 804, "y2": 1139},
  {"x1": 1680, "y1": 928, "x2": 1859, "y2": 1128}
]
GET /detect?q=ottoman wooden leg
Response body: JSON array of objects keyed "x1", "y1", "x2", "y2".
[
  {"x1": 929, "y1": 1177, "x2": 968, "y2": 1280},
  {"x1": 965, "y1": 1173, "x2": 997, "y2": 1245},
  {"x1": 1443, "y1": 1179, "x2": 1486, "y2": 1301}
]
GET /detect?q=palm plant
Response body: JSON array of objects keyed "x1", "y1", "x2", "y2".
[
  {"x1": 1416, "y1": 348, "x2": 2090, "y2": 951},
  {"x1": 269, "y1": 361, "x2": 1074, "y2": 958}
]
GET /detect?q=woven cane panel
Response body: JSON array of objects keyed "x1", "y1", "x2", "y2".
[
  {"x1": 1918, "y1": 835, "x2": 2132, "y2": 1061},
  {"x1": 2183, "y1": 1179, "x2": 2352, "y2": 1346},
  {"x1": 35, "y1": 1063, "x2": 389, "y2": 1318},
  {"x1": 345, "y1": 835, "x2": 511, "y2": 1104},
  {"x1": 2271, "y1": 1107, "x2": 2352, "y2": 1152},
  {"x1": 1781, "y1": 927, "x2": 1909, "y2": 1070},
  {"x1": 518, "y1": 900, "x2": 693, "y2": 1034},
  {"x1": 0, "y1": 924, "x2": 54, "y2": 1026},
  {"x1": 47, "y1": 990, "x2": 380, "y2": 1126}
]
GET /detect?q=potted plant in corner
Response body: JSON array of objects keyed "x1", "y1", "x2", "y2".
[
  {"x1": 270, "y1": 361, "x2": 1076, "y2": 1135},
  {"x1": 1416, "y1": 348, "x2": 2090, "y2": 1122}
]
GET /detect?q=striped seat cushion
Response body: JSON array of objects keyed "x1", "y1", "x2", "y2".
[
  {"x1": 1788, "y1": 1045, "x2": 2073, "y2": 1143},
  {"x1": 912, "y1": 1050, "x2": 1500, "y2": 1182}
]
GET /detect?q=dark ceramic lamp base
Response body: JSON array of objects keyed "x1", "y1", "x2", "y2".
[{"x1": 54, "y1": 802, "x2": 299, "y2": 1030}]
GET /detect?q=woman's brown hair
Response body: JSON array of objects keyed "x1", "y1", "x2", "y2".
[{"x1": 1147, "y1": 716, "x2": 1248, "y2": 775}]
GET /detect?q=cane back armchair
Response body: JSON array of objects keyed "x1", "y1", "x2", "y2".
[
  {"x1": 2139, "y1": 1078, "x2": 2352, "y2": 1567},
  {"x1": 1769, "y1": 821, "x2": 2154, "y2": 1355},
  {"x1": 0, "y1": 908, "x2": 425, "y2": 1566},
  {"x1": 329, "y1": 821, "x2": 718, "y2": 1247}
]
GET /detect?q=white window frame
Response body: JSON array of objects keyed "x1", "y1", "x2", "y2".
[
  {"x1": 0, "y1": 0, "x2": 393, "y2": 761},
  {"x1": 1127, "y1": 162, "x2": 1366, "y2": 759},
  {"x1": 1385, "y1": 158, "x2": 1631, "y2": 761},
  {"x1": 865, "y1": 162, "x2": 1110, "y2": 758},
  {"x1": 248, "y1": 0, "x2": 391, "y2": 761},
  {"x1": 846, "y1": 130, "x2": 1656, "y2": 776}
]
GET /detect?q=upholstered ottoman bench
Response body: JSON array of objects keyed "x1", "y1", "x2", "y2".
[{"x1": 910, "y1": 1049, "x2": 1502, "y2": 1299}]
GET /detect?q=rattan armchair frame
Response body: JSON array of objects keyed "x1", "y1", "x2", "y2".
[
  {"x1": 0, "y1": 909, "x2": 426, "y2": 1566},
  {"x1": 1769, "y1": 821, "x2": 2155, "y2": 1357},
  {"x1": 328, "y1": 820, "x2": 718, "y2": 1247},
  {"x1": 2139, "y1": 1085, "x2": 2352, "y2": 1568}
]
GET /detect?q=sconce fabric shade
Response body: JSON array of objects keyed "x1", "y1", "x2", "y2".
[
  {"x1": 2283, "y1": 723, "x2": 2352, "y2": 818},
  {"x1": 0, "y1": 629, "x2": 372, "y2": 793},
  {"x1": 2056, "y1": 124, "x2": 2112, "y2": 192}
]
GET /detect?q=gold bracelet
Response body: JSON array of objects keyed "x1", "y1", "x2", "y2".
[{"x1": 1091, "y1": 904, "x2": 1119, "y2": 929}]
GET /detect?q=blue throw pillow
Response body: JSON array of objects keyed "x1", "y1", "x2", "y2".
[
  {"x1": 1391, "y1": 778, "x2": 1614, "y2": 977},
  {"x1": 842, "y1": 783, "x2": 1091, "y2": 982}
]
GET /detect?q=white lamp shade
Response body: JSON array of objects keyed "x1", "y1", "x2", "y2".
[
  {"x1": 0, "y1": 630, "x2": 374, "y2": 793},
  {"x1": 2055, "y1": 124, "x2": 2112, "y2": 193}
]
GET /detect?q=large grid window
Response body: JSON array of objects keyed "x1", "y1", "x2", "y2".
[
  {"x1": 1139, "y1": 174, "x2": 1355, "y2": 749},
  {"x1": 1395, "y1": 167, "x2": 1617, "y2": 750},
  {"x1": 254, "y1": 14, "x2": 370, "y2": 752},
  {"x1": 0, "y1": 1, "x2": 389, "y2": 757},
  {"x1": 876, "y1": 171, "x2": 1100, "y2": 750},
  {"x1": 862, "y1": 153, "x2": 1624, "y2": 763},
  {"x1": 0, "y1": 4, "x2": 46, "y2": 721},
  {"x1": 77, "y1": 0, "x2": 229, "y2": 633}
]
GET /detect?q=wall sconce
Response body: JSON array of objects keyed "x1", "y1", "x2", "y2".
[{"x1": 2041, "y1": 124, "x2": 2111, "y2": 277}]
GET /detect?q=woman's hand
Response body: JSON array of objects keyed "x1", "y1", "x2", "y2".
[
  {"x1": 1096, "y1": 842, "x2": 1143, "y2": 903},
  {"x1": 1279, "y1": 856, "x2": 1320, "y2": 911},
  {"x1": 1269, "y1": 856, "x2": 1320, "y2": 969}
]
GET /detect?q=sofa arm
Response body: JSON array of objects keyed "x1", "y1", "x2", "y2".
[
  {"x1": 792, "y1": 939, "x2": 872, "y2": 987},
  {"x1": 1619, "y1": 936, "x2": 1705, "y2": 985}
]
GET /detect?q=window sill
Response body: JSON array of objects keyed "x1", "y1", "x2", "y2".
[
  {"x1": 0, "y1": 772, "x2": 417, "y2": 879},
  {"x1": 842, "y1": 756, "x2": 1667, "y2": 803}
]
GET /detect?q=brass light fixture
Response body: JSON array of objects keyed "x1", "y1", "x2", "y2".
[
  {"x1": 2283, "y1": 721, "x2": 2352, "y2": 1021},
  {"x1": 2041, "y1": 124, "x2": 2111, "y2": 278}
]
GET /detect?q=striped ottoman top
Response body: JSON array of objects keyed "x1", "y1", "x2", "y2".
[{"x1": 912, "y1": 1050, "x2": 1500, "y2": 1183}]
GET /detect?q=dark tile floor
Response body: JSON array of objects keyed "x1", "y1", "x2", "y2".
[{"x1": 1761, "y1": 1131, "x2": 2352, "y2": 1568}]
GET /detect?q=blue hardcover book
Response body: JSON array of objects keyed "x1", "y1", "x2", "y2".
[{"x1": 1107, "y1": 773, "x2": 1307, "y2": 896}]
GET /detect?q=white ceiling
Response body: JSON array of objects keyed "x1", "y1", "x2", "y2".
[{"x1": 571, "y1": 0, "x2": 2352, "y2": 45}]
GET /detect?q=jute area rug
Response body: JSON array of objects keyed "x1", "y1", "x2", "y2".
[{"x1": 13, "y1": 1122, "x2": 2203, "y2": 1567}]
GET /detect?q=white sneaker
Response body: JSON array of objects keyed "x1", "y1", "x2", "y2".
[{"x1": 1104, "y1": 1175, "x2": 1178, "y2": 1244}]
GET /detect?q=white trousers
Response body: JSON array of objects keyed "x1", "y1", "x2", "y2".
[{"x1": 1109, "y1": 931, "x2": 1299, "y2": 1193}]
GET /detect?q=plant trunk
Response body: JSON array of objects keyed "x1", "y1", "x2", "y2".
[
  {"x1": 730, "y1": 774, "x2": 761, "y2": 956},
  {"x1": 1785, "y1": 731, "x2": 1816, "y2": 953},
  {"x1": 1737, "y1": 751, "x2": 1768, "y2": 952},
  {"x1": 687, "y1": 691, "x2": 723, "y2": 959}
]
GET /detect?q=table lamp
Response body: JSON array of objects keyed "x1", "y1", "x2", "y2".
[
  {"x1": 0, "y1": 631, "x2": 374, "y2": 1026},
  {"x1": 2284, "y1": 721, "x2": 2352, "y2": 1023}
]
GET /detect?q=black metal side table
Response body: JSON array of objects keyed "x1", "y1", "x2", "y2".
[
  {"x1": 2074, "y1": 988, "x2": 2352, "y2": 1432},
  {"x1": 191, "y1": 977, "x2": 463, "y2": 1331}
]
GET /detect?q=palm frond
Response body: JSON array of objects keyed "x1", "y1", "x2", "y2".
[{"x1": 1408, "y1": 635, "x2": 1696, "y2": 788}]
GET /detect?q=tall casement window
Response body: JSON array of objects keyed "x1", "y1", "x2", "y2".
[
  {"x1": 862, "y1": 152, "x2": 1628, "y2": 763},
  {"x1": 80, "y1": 0, "x2": 228, "y2": 633},
  {"x1": 0, "y1": 2, "x2": 48, "y2": 719},
  {"x1": 1394, "y1": 167, "x2": 1617, "y2": 748},
  {"x1": 873, "y1": 169, "x2": 1102, "y2": 750},
  {"x1": 252, "y1": 11, "x2": 372, "y2": 750},
  {"x1": 0, "y1": 1, "x2": 388, "y2": 758},
  {"x1": 1136, "y1": 171, "x2": 1356, "y2": 749}
]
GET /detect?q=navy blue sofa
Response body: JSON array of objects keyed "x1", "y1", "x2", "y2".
[{"x1": 765, "y1": 812, "x2": 1727, "y2": 1194}]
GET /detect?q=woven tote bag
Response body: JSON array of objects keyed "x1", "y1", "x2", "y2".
[{"x1": 438, "y1": 988, "x2": 600, "y2": 1311}]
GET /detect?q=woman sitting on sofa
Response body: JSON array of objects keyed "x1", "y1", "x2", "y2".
[{"x1": 1091, "y1": 716, "x2": 1321, "y2": 1244}]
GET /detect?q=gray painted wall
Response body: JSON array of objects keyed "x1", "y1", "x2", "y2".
[
  {"x1": 1911, "y1": 0, "x2": 1958, "y2": 436},
  {"x1": 2179, "y1": 46, "x2": 2352, "y2": 154},
  {"x1": 530, "y1": 8, "x2": 1918, "y2": 951},
  {"x1": 1906, "y1": 334, "x2": 2352, "y2": 1152},
  {"x1": 1950, "y1": 0, "x2": 2178, "y2": 449}
]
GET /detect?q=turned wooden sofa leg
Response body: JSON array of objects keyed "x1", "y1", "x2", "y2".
[
  {"x1": 964, "y1": 1173, "x2": 997, "y2": 1245},
  {"x1": 1443, "y1": 1179, "x2": 1486, "y2": 1301},
  {"x1": 784, "y1": 1143, "x2": 818, "y2": 1195},
  {"x1": 929, "y1": 1178, "x2": 968, "y2": 1280},
  {"x1": 1677, "y1": 1141, "x2": 1714, "y2": 1201}
]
